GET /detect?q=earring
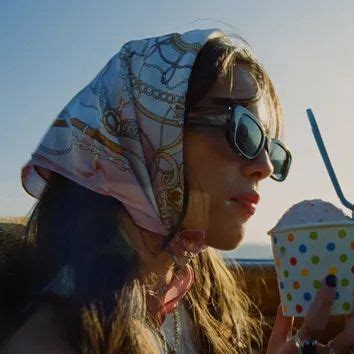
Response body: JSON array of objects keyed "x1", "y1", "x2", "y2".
[{"x1": 168, "y1": 230, "x2": 207, "y2": 266}]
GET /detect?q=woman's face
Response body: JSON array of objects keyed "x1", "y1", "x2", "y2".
[{"x1": 183, "y1": 65, "x2": 276, "y2": 250}]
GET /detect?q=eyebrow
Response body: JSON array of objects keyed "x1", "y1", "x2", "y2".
[
  {"x1": 211, "y1": 97, "x2": 250, "y2": 106},
  {"x1": 191, "y1": 98, "x2": 274, "y2": 135},
  {"x1": 189, "y1": 97, "x2": 249, "y2": 113},
  {"x1": 213, "y1": 98, "x2": 273, "y2": 136}
]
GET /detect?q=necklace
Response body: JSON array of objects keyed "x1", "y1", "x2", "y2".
[
  {"x1": 146, "y1": 308, "x2": 181, "y2": 354},
  {"x1": 146, "y1": 283, "x2": 169, "y2": 296}
]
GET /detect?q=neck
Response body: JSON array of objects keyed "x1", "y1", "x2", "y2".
[
  {"x1": 137, "y1": 232, "x2": 175, "y2": 293},
  {"x1": 119, "y1": 209, "x2": 175, "y2": 292}
]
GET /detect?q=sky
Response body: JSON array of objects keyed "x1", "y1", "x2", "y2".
[{"x1": 1, "y1": 0, "x2": 354, "y2": 258}]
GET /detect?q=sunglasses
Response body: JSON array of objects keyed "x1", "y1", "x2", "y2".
[{"x1": 187, "y1": 105, "x2": 292, "y2": 181}]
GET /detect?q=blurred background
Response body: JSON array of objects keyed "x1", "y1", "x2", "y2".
[{"x1": 1, "y1": 0, "x2": 353, "y2": 258}]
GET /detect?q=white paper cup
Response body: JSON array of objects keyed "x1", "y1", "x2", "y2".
[{"x1": 268, "y1": 221, "x2": 354, "y2": 317}]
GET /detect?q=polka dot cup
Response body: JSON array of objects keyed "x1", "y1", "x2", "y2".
[{"x1": 269, "y1": 221, "x2": 354, "y2": 317}]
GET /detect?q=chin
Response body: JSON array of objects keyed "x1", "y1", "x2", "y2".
[
  {"x1": 208, "y1": 240, "x2": 242, "y2": 251},
  {"x1": 205, "y1": 227, "x2": 244, "y2": 251}
]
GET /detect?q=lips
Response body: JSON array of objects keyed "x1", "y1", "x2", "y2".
[{"x1": 230, "y1": 192, "x2": 260, "y2": 215}]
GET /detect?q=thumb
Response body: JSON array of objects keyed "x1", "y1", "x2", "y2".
[{"x1": 267, "y1": 305, "x2": 294, "y2": 353}]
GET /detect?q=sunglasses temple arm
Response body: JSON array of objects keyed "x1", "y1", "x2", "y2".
[{"x1": 306, "y1": 109, "x2": 354, "y2": 218}]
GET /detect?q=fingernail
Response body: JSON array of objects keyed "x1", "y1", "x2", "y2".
[{"x1": 326, "y1": 274, "x2": 337, "y2": 288}]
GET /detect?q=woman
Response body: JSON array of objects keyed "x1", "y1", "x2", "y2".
[{"x1": 3, "y1": 29, "x2": 353, "y2": 353}]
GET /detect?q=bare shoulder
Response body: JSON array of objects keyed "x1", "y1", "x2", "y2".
[{"x1": 0, "y1": 303, "x2": 78, "y2": 354}]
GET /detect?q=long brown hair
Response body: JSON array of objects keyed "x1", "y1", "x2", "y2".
[{"x1": 18, "y1": 33, "x2": 282, "y2": 353}]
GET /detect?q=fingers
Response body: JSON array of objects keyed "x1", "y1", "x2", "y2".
[
  {"x1": 267, "y1": 305, "x2": 294, "y2": 353},
  {"x1": 298, "y1": 274, "x2": 337, "y2": 340},
  {"x1": 345, "y1": 299, "x2": 354, "y2": 325},
  {"x1": 331, "y1": 302, "x2": 354, "y2": 353},
  {"x1": 267, "y1": 275, "x2": 340, "y2": 354}
]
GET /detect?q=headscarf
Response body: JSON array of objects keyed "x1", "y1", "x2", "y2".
[
  {"x1": 21, "y1": 29, "x2": 225, "y2": 321},
  {"x1": 21, "y1": 28, "x2": 224, "y2": 236}
]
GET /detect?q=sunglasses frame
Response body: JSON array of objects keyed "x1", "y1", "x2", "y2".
[{"x1": 187, "y1": 105, "x2": 292, "y2": 182}]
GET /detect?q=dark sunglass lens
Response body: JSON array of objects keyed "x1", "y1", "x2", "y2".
[
  {"x1": 269, "y1": 142, "x2": 289, "y2": 180},
  {"x1": 235, "y1": 114, "x2": 263, "y2": 157}
]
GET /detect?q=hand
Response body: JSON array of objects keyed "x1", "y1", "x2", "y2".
[{"x1": 267, "y1": 275, "x2": 354, "y2": 354}]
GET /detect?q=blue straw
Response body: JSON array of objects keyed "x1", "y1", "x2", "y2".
[{"x1": 306, "y1": 109, "x2": 354, "y2": 219}]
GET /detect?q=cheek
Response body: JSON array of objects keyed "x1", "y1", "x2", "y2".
[
  {"x1": 188, "y1": 151, "x2": 242, "y2": 190},
  {"x1": 203, "y1": 160, "x2": 242, "y2": 204},
  {"x1": 183, "y1": 131, "x2": 245, "y2": 242},
  {"x1": 205, "y1": 210, "x2": 245, "y2": 250},
  {"x1": 203, "y1": 191, "x2": 247, "y2": 250},
  {"x1": 185, "y1": 155, "x2": 244, "y2": 220}
]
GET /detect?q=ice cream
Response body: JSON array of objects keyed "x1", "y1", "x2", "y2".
[
  {"x1": 268, "y1": 199, "x2": 354, "y2": 317},
  {"x1": 270, "y1": 199, "x2": 352, "y2": 233}
]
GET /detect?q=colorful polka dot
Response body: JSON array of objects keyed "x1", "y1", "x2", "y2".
[
  {"x1": 313, "y1": 280, "x2": 321, "y2": 288},
  {"x1": 341, "y1": 278, "x2": 349, "y2": 287},
  {"x1": 284, "y1": 270, "x2": 289, "y2": 278},
  {"x1": 280, "y1": 281, "x2": 284, "y2": 289},
  {"x1": 293, "y1": 281, "x2": 300, "y2": 289},
  {"x1": 290, "y1": 257, "x2": 297, "y2": 266},
  {"x1": 351, "y1": 242, "x2": 354, "y2": 250},
  {"x1": 340, "y1": 254, "x2": 348, "y2": 263},
  {"x1": 296, "y1": 304, "x2": 303, "y2": 313},
  {"x1": 288, "y1": 233, "x2": 295, "y2": 242},
  {"x1": 303, "y1": 292, "x2": 312, "y2": 301},
  {"x1": 351, "y1": 266, "x2": 354, "y2": 274},
  {"x1": 299, "y1": 244, "x2": 307, "y2": 253},
  {"x1": 310, "y1": 231, "x2": 318, "y2": 240},
  {"x1": 287, "y1": 293, "x2": 292, "y2": 301},
  {"x1": 281, "y1": 246, "x2": 286, "y2": 255},
  {"x1": 338, "y1": 230, "x2": 346, "y2": 238},
  {"x1": 311, "y1": 256, "x2": 320, "y2": 264},
  {"x1": 335, "y1": 291, "x2": 340, "y2": 300},
  {"x1": 326, "y1": 242, "x2": 335, "y2": 251},
  {"x1": 301, "y1": 268, "x2": 309, "y2": 276},
  {"x1": 328, "y1": 266, "x2": 337, "y2": 275},
  {"x1": 273, "y1": 236, "x2": 278, "y2": 244},
  {"x1": 343, "y1": 303, "x2": 351, "y2": 311}
]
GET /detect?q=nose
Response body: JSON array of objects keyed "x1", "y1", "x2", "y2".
[{"x1": 242, "y1": 148, "x2": 274, "y2": 181}]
